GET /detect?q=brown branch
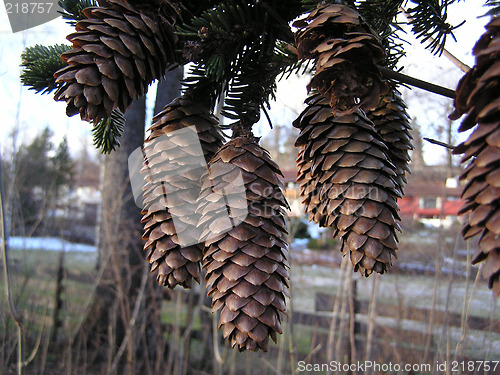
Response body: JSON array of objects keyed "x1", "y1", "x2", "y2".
[
  {"x1": 424, "y1": 137, "x2": 456, "y2": 150},
  {"x1": 379, "y1": 66, "x2": 456, "y2": 99}
]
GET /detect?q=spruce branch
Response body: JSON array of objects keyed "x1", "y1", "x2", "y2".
[
  {"x1": 405, "y1": 0, "x2": 465, "y2": 56},
  {"x1": 275, "y1": 42, "x2": 314, "y2": 79},
  {"x1": 400, "y1": 6, "x2": 471, "y2": 72},
  {"x1": 484, "y1": 0, "x2": 500, "y2": 17},
  {"x1": 58, "y1": 0, "x2": 97, "y2": 26},
  {"x1": 20, "y1": 44, "x2": 72, "y2": 95},
  {"x1": 179, "y1": 0, "x2": 287, "y2": 124},
  {"x1": 92, "y1": 110, "x2": 125, "y2": 154},
  {"x1": 355, "y1": 0, "x2": 407, "y2": 69}
]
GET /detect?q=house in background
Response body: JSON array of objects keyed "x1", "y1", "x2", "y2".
[
  {"x1": 280, "y1": 168, "x2": 464, "y2": 228},
  {"x1": 392, "y1": 169, "x2": 463, "y2": 227}
]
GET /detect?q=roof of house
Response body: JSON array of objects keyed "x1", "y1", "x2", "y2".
[
  {"x1": 280, "y1": 167, "x2": 463, "y2": 198},
  {"x1": 405, "y1": 169, "x2": 462, "y2": 197}
]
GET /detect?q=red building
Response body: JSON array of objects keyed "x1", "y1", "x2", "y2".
[
  {"x1": 280, "y1": 168, "x2": 464, "y2": 222},
  {"x1": 399, "y1": 171, "x2": 463, "y2": 220}
]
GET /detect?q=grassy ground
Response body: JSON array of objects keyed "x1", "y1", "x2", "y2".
[
  {"x1": 1, "y1": 249, "x2": 96, "y2": 340},
  {"x1": 2, "y1": 233, "x2": 499, "y2": 372}
]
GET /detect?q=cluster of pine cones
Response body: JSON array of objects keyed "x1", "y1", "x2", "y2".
[
  {"x1": 51, "y1": 0, "x2": 500, "y2": 352},
  {"x1": 141, "y1": 96, "x2": 290, "y2": 352},
  {"x1": 293, "y1": 3, "x2": 411, "y2": 277}
]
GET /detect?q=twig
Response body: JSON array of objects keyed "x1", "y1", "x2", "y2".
[
  {"x1": 212, "y1": 311, "x2": 224, "y2": 372},
  {"x1": 399, "y1": 7, "x2": 472, "y2": 73},
  {"x1": 23, "y1": 300, "x2": 48, "y2": 366},
  {"x1": 326, "y1": 256, "x2": 348, "y2": 375},
  {"x1": 378, "y1": 66, "x2": 456, "y2": 99},
  {"x1": 260, "y1": 355, "x2": 281, "y2": 375},
  {"x1": 365, "y1": 274, "x2": 380, "y2": 370},
  {"x1": 335, "y1": 264, "x2": 351, "y2": 371},
  {"x1": 348, "y1": 279, "x2": 357, "y2": 373},
  {"x1": 455, "y1": 261, "x2": 484, "y2": 359},
  {"x1": 107, "y1": 264, "x2": 149, "y2": 375},
  {"x1": 0, "y1": 150, "x2": 24, "y2": 375},
  {"x1": 424, "y1": 137, "x2": 456, "y2": 150},
  {"x1": 287, "y1": 273, "x2": 296, "y2": 375}
]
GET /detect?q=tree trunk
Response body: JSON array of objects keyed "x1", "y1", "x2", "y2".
[{"x1": 72, "y1": 69, "x2": 182, "y2": 374}]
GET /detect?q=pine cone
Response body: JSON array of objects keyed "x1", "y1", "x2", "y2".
[
  {"x1": 294, "y1": 94, "x2": 401, "y2": 276},
  {"x1": 54, "y1": 0, "x2": 181, "y2": 123},
  {"x1": 294, "y1": 3, "x2": 387, "y2": 114},
  {"x1": 141, "y1": 96, "x2": 224, "y2": 288},
  {"x1": 367, "y1": 90, "x2": 413, "y2": 193},
  {"x1": 197, "y1": 136, "x2": 290, "y2": 352},
  {"x1": 450, "y1": 17, "x2": 500, "y2": 297}
]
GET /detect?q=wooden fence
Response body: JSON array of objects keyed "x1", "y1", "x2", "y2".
[{"x1": 289, "y1": 285, "x2": 500, "y2": 374}]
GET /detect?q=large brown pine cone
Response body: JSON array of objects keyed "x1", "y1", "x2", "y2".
[
  {"x1": 141, "y1": 96, "x2": 225, "y2": 288},
  {"x1": 450, "y1": 17, "x2": 500, "y2": 297},
  {"x1": 294, "y1": 3, "x2": 387, "y2": 114},
  {"x1": 54, "y1": 0, "x2": 181, "y2": 123},
  {"x1": 367, "y1": 90, "x2": 413, "y2": 193},
  {"x1": 197, "y1": 135, "x2": 290, "y2": 352},
  {"x1": 294, "y1": 94, "x2": 401, "y2": 276}
]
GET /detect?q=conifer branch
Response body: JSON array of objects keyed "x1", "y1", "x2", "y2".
[
  {"x1": 20, "y1": 44, "x2": 71, "y2": 95},
  {"x1": 404, "y1": 0, "x2": 465, "y2": 56},
  {"x1": 92, "y1": 110, "x2": 126, "y2": 154},
  {"x1": 378, "y1": 66, "x2": 456, "y2": 99},
  {"x1": 58, "y1": 0, "x2": 97, "y2": 25},
  {"x1": 485, "y1": 0, "x2": 500, "y2": 17},
  {"x1": 400, "y1": 7, "x2": 471, "y2": 73}
]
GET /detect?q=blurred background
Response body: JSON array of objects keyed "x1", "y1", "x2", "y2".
[{"x1": 1, "y1": 1, "x2": 499, "y2": 375}]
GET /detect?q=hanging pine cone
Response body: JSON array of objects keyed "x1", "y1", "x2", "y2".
[
  {"x1": 294, "y1": 3, "x2": 388, "y2": 114},
  {"x1": 450, "y1": 17, "x2": 500, "y2": 297},
  {"x1": 366, "y1": 90, "x2": 413, "y2": 193},
  {"x1": 197, "y1": 135, "x2": 290, "y2": 352},
  {"x1": 294, "y1": 94, "x2": 401, "y2": 276},
  {"x1": 141, "y1": 95, "x2": 225, "y2": 288},
  {"x1": 54, "y1": 0, "x2": 181, "y2": 123}
]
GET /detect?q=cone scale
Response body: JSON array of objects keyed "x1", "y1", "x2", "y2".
[
  {"x1": 294, "y1": 94, "x2": 401, "y2": 276},
  {"x1": 450, "y1": 17, "x2": 500, "y2": 297},
  {"x1": 197, "y1": 135, "x2": 290, "y2": 352},
  {"x1": 54, "y1": 0, "x2": 179, "y2": 123},
  {"x1": 367, "y1": 90, "x2": 413, "y2": 194},
  {"x1": 294, "y1": 3, "x2": 387, "y2": 114},
  {"x1": 141, "y1": 96, "x2": 224, "y2": 288}
]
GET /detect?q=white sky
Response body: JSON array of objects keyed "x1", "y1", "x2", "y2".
[{"x1": 0, "y1": 2, "x2": 491, "y2": 166}]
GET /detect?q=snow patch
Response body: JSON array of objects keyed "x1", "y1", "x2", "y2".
[{"x1": 7, "y1": 237, "x2": 96, "y2": 253}]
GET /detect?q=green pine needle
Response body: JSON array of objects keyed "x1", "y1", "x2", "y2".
[
  {"x1": 355, "y1": 0, "x2": 407, "y2": 69},
  {"x1": 485, "y1": 0, "x2": 500, "y2": 17},
  {"x1": 58, "y1": 0, "x2": 97, "y2": 25},
  {"x1": 406, "y1": 0, "x2": 464, "y2": 56},
  {"x1": 20, "y1": 44, "x2": 72, "y2": 95},
  {"x1": 92, "y1": 110, "x2": 125, "y2": 154}
]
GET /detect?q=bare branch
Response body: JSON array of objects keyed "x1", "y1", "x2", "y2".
[
  {"x1": 424, "y1": 137, "x2": 456, "y2": 150},
  {"x1": 379, "y1": 66, "x2": 456, "y2": 99}
]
